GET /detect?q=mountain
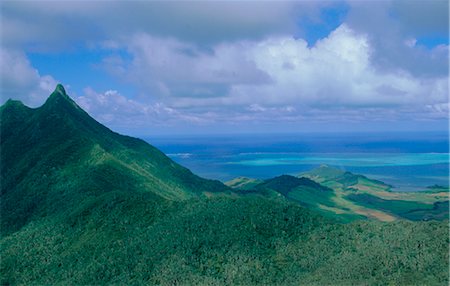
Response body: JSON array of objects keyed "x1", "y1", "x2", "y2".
[
  {"x1": 1, "y1": 86, "x2": 448, "y2": 285},
  {"x1": 225, "y1": 166, "x2": 449, "y2": 222},
  {"x1": 227, "y1": 174, "x2": 365, "y2": 222},
  {"x1": 0, "y1": 84, "x2": 229, "y2": 235},
  {"x1": 300, "y1": 164, "x2": 392, "y2": 189},
  {"x1": 300, "y1": 165, "x2": 449, "y2": 221},
  {"x1": 225, "y1": 176, "x2": 263, "y2": 190}
]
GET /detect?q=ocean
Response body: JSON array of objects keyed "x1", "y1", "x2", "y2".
[{"x1": 145, "y1": 132, "x2": 449, "y2": 192}]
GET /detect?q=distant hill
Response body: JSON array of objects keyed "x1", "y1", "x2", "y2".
[
  {"x1": 226, "y1": 165, "x2": 449, "y2": 222},
  {"x1": 299, "y1": 165, "x2": 448, "y2": 221},
  {"x1": 225, "y1": 176, "x2": 263, "y2": 190},
  {"x1": 1, "y1": 86, "x2": 448, "y2": 285},
  {"x1": 301, "y1": 164, "x2": 392, "y2": 189}
]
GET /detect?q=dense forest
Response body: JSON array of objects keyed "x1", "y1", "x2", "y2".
[{"x1": 1, "y1": 86, "x2": 448, "y2": 285}]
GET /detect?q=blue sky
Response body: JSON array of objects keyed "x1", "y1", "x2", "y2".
[{"x1": 1, "y1": 0, "x2": 448, "y2": 135}]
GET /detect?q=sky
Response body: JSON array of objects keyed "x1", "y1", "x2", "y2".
[{"x1": 1, "y1": 0, "x2": 449, "y2": 136}]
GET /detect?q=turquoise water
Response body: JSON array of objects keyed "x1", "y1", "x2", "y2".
[
  {"x1": 147, "y1": 132, "x2": 449, "y2": 192},
  {"x1": 226, "y1": 153, "x2": 449, "y2": 167}
]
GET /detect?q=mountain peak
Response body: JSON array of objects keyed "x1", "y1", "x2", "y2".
[
  {"x1": 55, "y1": 84, "x2": 66, "y2": 95},
  {"x1": 48, "y1": 84, "x2": 70, "y2": 100},
  {"x1": 0, "y1": 98, "x2": 30, "y2": 118},
  {"x1": 1, "y1": 98, "x2": 25, "y2": 109},
  {"x1": 43, "y1": 84, "x2": 80, "y2": 111}
]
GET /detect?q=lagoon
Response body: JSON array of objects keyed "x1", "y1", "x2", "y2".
[{"x1": 146, "y1": 132, "x2": 449, "y2": 192}]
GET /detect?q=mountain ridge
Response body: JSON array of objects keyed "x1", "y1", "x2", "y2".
[
  {"x1": 225, "y1": 165, "x2": 448, "y2": 221},
  {"x1": 1, "y1": 85, "x2": 448, "y2": 285},
  {"x1": 0, "y1": 85, "x2": 230, "y2": 235}
]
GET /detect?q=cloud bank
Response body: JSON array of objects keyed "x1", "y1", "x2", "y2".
[
  {"x1": 1, "y1": 1, "x2": 448, "y2": 134},
  {"x1": 100, "y1": 25, "x2": 447, "y2": 121}
]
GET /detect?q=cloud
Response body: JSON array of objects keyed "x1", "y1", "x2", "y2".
[
  {"x1": 75, "y1": 87, "x2": 219, "y2": 133},
  {"x1": 104, "y1": 25, "x2": 448, "y2": 116},
  {"x1": 236, "y1": 24, "x2": 447, "y2": 108},
  {"x1": 0, "y1": 48, "x2": 57, "y2": 106},
  {"x1": 102, "y1": 34, "x2": 273, "y2": 101},
  {"x1": 391, "y1": 0, "x2": 449, "y2": 37},
  {"x1": 1, "y1": 1, "x2": 447, "y2": 134},
  {"x1": 345, "y1": 0, "x2": 449, "y2": 77},
  {"x1": 425, "y1": 103, "x2": 450, "y2": 119},
  {"x1": 76, "y1": 88, "x2": 173, "y2": 126},
  {"x1": 1, "y1": 1, "x2": 320, "y2": 51}
]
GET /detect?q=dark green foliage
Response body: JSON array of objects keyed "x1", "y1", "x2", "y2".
[
  {"x1": 300, "y1": 165, "x2": 448, "y2": 221},
  {"x1": 401, "y1": 201, "x2": 449, "y2": 221},
  {"x1": 249, "y1": 175, "x2": 352, "y2": 220},
  {"x1": 347, "y1": 193, "x2": 449, "y2": 220},
  {"x1": 256, "y1": 175, "x2": 332, "y2": 196},
  {"x1": 426, "y1": 185, "x2": 449, "y2": 192},
  {"x1": 1, "y1": 86, "x2": 448, "y2": 285},
  {"x1": 0, "y1": 85, "x2": 229, "y2": 235},
  {"x1": 1, "y1": 196, "x2": 448, "y2": 285}
]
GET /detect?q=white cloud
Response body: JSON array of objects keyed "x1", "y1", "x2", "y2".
[
  {"x1": 405, "y1": 38, "x2": 417, "y2": 48},
  {"x1": 425, "y1": 103, "x2": 450, "y2": 118},
  {"x1": 77, "y1": 88, "x2": 168, "y2": 125},
  {"x1": 104, "y1": 24, "x2": 447, "y2": 123},
  {"x1": 3, "y1": 22, "x2": 444, "y2": 133},
  {"x1": 75, "y1": 88, "x2": 217, "y2": 132},
  {"x1": 1, "y1": 1, "x2": 447, "y2": 133},
  {"x1": 104, "y1": 33, "x2": 272, "y2": 98},
  {"x1": 230, "y1": 25, "x2": 447, "y2": 109},
  {"x1": 0, "y1": 48, "x2": 57, "y2": 106}
]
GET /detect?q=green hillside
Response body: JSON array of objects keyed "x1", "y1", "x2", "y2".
[
  {"x1": 0, "y1": 84, "x2": 229, "y2": 235},
  {"x1": 243, "y1": 175, "x2": 366, "y2": 222},
  {"x1": 225, "y1": 166, "x2": 449, "y2": 222},
  {"x1": 1, "y1": 86, "x2": 448, "y2": 285},
  {"x1": 225, "y1": 176, "x2": 263, "y2": 190},
  {"x1": 2, "y1": 196, "x2": 448, "y2": 285},
  {"x1": 299, "y1": 165, "x2": 449, "y2": 221}
]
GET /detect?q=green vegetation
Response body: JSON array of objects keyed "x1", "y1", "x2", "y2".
[
  {"x1": 346, "y1": 193, "x2": 448, "y2": 220},
  {"x1": 1, "y1": 86, "x2": 449, "y2": 285},
  {"x1": 225, "y1": 177, "x2": 263, "y2": 190},
  {"x1": 226, "y1": 167, "x2": 449, "y2": 222},
  {"x1": 426, "y1": 184, "x2": 449, "y2": 192},
  {"x1": 0, "y1": 84, "x2": 229, "y2": 235},
  {"x1": 404, "y1": 201, "x2": 450, "y2": 221},
  {"x1": 243, "y1": 175, "x2": 366, "y2": 222},
  {"x1": 2, "y1": 196, "x2": 448, "y2": 285},
  {"x1": 296, "y1": 165, "x2": 449, "y2": 221}
]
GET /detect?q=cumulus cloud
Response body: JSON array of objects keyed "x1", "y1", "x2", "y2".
[
  {"x1": 77, "y1": 88, "x2": 174, "y2": 126},
  {"x1": 1, "y1": 1, "x2": 319, "y2": 50},
  {"x1": 102, "y1": 34, "x2": 272, "y2": 100},
  {"x1": 75, "y1": 88, "x2": 220, "y2": 133},
  {"x1": 233, "y1": 25, "x2": 447, "y2": 108},
  {"x1": 0, "y1": 48, "x2": 57, "y2": 106},
  {"x1": 104, "y1": 25, "x2": 448, "y2": 122},
  {"x1": 345, "y1": 0, "x2": 449, "y2": 77},
  {"x1": 1, "y1": 1, "x2": 447, "y2": 134}
]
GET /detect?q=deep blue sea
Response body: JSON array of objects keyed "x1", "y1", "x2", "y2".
[{"x1": 145, "y1": 132, "x2": 449, "y2": 192}]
